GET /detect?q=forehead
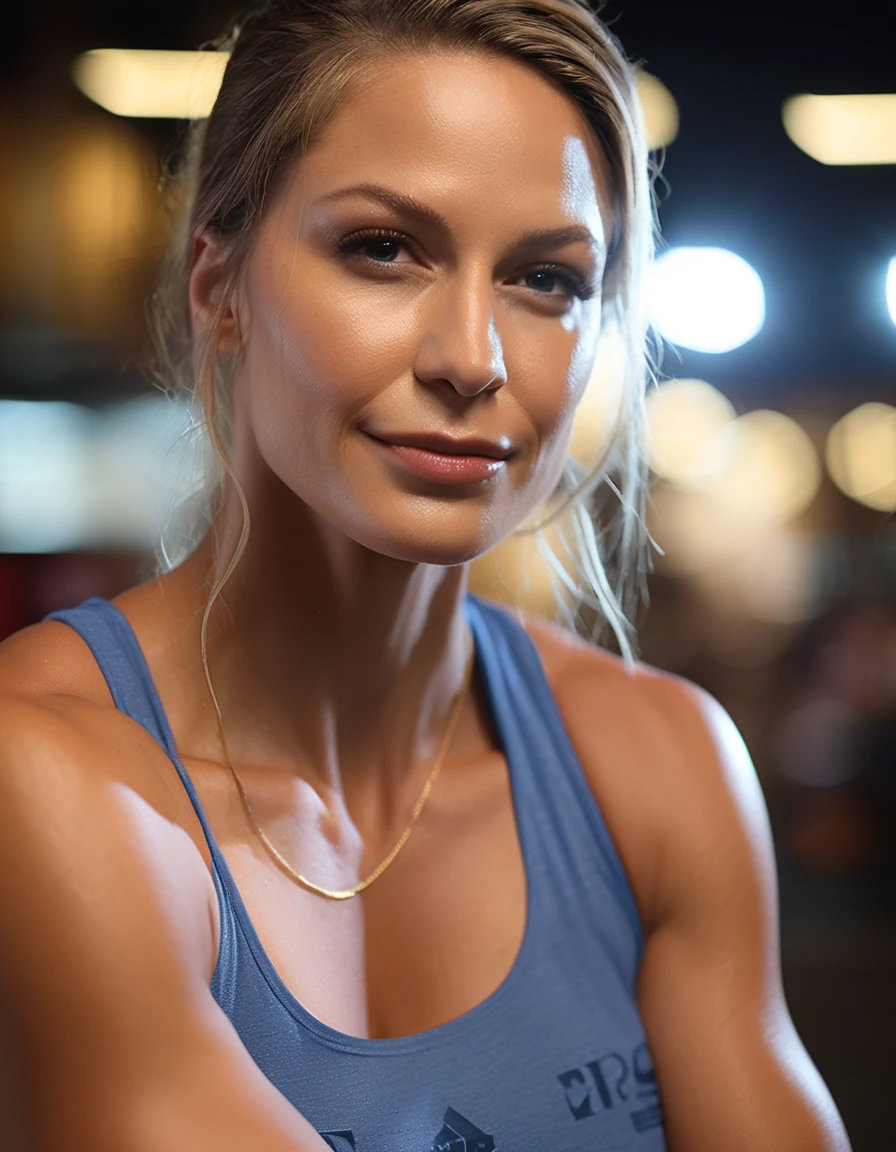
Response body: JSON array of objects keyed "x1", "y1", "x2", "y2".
[{"x1": 281, "y1": 50, "x2": 613, "y2": 240}]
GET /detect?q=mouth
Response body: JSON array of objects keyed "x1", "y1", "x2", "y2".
[
  {"x1": 366, "y1": 430, "x2": 513, "y2": 460},
  {"x1": 364, "y1": 431, "x2": 511, "y2": 485}
]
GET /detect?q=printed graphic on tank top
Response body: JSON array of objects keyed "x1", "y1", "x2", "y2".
[{"x1": 47, "y1": 593, "x2": 666, "y2": 1152}]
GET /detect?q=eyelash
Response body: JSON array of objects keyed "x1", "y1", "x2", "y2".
[{"x1": 335, "y1": 227, "x2": 596, "y2": 302}]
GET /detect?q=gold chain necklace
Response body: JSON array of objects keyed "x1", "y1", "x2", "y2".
[{"x1": 213, "y1": 643, "x2": 475, "y2": 901}]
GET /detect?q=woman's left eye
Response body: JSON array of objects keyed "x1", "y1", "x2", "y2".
[{"x1": 522, "y1": 266, "x2": 593, "y2": 301}]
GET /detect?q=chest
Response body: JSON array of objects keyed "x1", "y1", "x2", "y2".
[
  {"x1": 183, "y1": 744, "x2": 528, "y2": 1041},
  {"x1": 181, "y1": 742, "x2": 665, "y2": 1152}
]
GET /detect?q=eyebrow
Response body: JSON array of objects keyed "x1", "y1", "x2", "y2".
[{"x1": 317, "y1": 182, "x2": 606, "y2": 257}]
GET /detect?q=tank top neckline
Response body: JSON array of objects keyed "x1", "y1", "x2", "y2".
[{"x1": 84, "y1": 592, "x2": 549, "y2": 1056}]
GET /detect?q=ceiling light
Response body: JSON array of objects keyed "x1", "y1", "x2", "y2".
[
  {"x1": 72, "y1": 50, "x2": 679, "y2": 143},
  {"x1": 782, "y1": 93, "x2": 896, "y2": 165},
  {"x1": 72, "y1": 49, "x2": 228, "y2": 119},
  {"x1": 649, "y1": 247, "x2": 766, "y2": 353}
]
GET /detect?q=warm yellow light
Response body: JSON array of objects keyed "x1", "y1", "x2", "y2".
[
  {"x1": 826, "y1": 402, "x2": 896, "y2": 511},
  {"x1": 736, "y1": 531, "x2": 816, "y2": 624},
  {"x1": 569, "y1": 325, "x2": 627, "y2": 471},
  {"x1": 713, "y1": 410, "x2": 821, "y2": 522},
  {"x1": 783, "y1": 93, "x2": 896, "y2": 165},
  {"x1": 468, "y1": 523, "x2": 576, "y2": 621},
  {"x1": 72, "y1": 49, "x2": 228, "y2": 119},
  {"x1": 636, "y1": 72, "x2": 679, "y2": 150},
  {"x1": 51, "y1": 119, "x2": 155, "y2": 332},
  {"x1": 645, "y1": 378, "x2": 737, "y2": 490},
  {"x1": 73, "y1": 48, "x2": 679, "y2": 141}
]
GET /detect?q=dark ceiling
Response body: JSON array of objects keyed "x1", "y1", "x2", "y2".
[{"x1": 2, "y1": 0, "x2": 895, "y2": 404}]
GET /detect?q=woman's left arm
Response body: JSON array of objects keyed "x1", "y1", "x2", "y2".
[{"x1": 635, "y1": 678, "x2": 851, "y2": 1152}]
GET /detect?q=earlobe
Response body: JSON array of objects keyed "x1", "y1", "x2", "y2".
[{"x1": 189, "y1": 232, "x2": 242, "y2": 355}]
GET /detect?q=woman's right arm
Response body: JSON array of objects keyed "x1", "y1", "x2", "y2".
[{"x1": 0, "y1": 696, "x2": 330, "y2": 1152}]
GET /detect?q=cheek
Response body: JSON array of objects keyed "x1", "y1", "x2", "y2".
[
  {"x1": 503, "y1": 308, "x2": 600, "y2": 514},
  {"x1": 520, "y1": 301, "x2": 602, "y2": 449},
  {"x1": 564, "y1": 303, "x2": 603, "y2": 421},
  {"x1": 240, "y1": 260, "x2": 418, "y2": 469}
]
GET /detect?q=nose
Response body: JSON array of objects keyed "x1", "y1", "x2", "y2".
[{"x1": 413, "y1": 272, "x2": 507, "y2": 398}]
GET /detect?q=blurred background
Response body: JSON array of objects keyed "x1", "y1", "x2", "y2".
[{"x1": 0, "y1": 1, "x2": 893, "y2": 1144}]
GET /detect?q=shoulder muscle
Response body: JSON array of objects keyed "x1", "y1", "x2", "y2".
[
  {"x1": 0, "y1": 698, "x2": 205, "y2": 1144},
  {"x1": 561, "y1": 653, "x2": 849, "y2": 1151},
  {"x1": 520, "y1": 623, "x2": 849, "y2": 1150}
]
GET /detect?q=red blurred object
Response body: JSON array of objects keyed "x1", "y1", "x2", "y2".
[{"x1": 0, "y1": 553, "x2": 143, "y2": 642}]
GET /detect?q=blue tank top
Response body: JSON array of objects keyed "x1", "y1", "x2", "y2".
[{"x1": 46, "y1": 593, "x2": 666, "y2": 1152}]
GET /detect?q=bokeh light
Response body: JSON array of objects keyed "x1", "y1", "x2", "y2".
[
  {"x1": 73, "y1": 48, "x2": 681, "y2": 151},
  {"x1": 648, "y1": 247, "x2": 766, "y2": 353},
  {"x1": 468, "y1": 519, "x2": 577, "y2": 622},
  {"x1": 636, "y1": 72, "x2": 679, "y2": 150},
  {"x1": 648, "y1": 409, "x2": 823, "y2": 625},
  {"x1": 0, "y1": 396, "x2": 196, "y2": 552},
  {"x1": 826, "y1": 402, "x2": 896, "y2": 511},
  {"x1": 72, "y1": 49, "x2": 229, "y2": 119},
  {"x1": 0, "y1": 401, "x2": 94, "y2": 552},
  {"x1": 712, "y1": 409, "x2": 822, "y2": 523},
  {"x1": 783, "y1": 93, "x2": 896, "y2": 165},
  {"x1": 568, "y1": 323, "x2": 627, "y2": 471},
  {"x1": 644, "y1": 378, "x2": 737, "y2": 490}
]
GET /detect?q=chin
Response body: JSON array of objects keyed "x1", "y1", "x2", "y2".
[{"x1": 347, "y1": 512, "x2": 507, "y2": 568}]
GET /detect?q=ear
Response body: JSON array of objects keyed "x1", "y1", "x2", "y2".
[{"x1": 189, "y1": 232, "x2": 242, "y2": 355}]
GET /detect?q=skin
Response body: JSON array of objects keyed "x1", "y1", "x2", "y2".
[
  {"x1": 0, "y1": 50, "x2": 849, "y2": 1152},
  {"x1": 174, "y1": 49, "x2": 609, "y2": 832}
]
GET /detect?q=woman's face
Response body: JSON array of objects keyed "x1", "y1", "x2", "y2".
[{"x1": 224, "y1": 50, "x2": 614, "y2": 565}]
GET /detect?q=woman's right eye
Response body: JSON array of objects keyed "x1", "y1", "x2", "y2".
[{"x1": 337, "y1": 229, "x2": 412, "y2": 264}]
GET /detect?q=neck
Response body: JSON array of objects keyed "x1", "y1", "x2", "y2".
[{"x1": 149, "y1": 470, "x2": 477, "y2": 833}]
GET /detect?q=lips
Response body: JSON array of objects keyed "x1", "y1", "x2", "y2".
[
  {"x1": 364, "y1": 430, "x2": 511, "y2": 485},
  {"x1": 366, "y1": 430, "x2": 513, "y2": 459}
]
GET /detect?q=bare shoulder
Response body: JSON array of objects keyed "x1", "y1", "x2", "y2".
[
  {"x1": 0, "y1": 684, "x2": 216, "y2": 973},
  {"x1": 514, "y1": 626, "x2": 851, "y2": 1150},
  {"x1": 519, "y1": 610, "x2": 763, "y2": 935},
  {"x1": 0, "y1": 623, "x2": 328, "y2": 1151},
  {"x1": 0, "y1": 616, "x2": 146, "y2": 788},
  {"x1": 0, "y1": 611, "x2": 114, "y2": 706},
  {"x1": 0, "y1": 622, "x2": 212, "y2": 1145},
  {"x1": 519, "y1": 605, "x2": 715, "y2": 729},
  {"x1": 0, "y1": 613, "x2": 210, "y2": 827},
  {"x1": 0, "y1": 617, "x2": 216, "y2": 970}
]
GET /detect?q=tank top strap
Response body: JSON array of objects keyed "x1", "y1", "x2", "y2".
[
  {"x1": 43, "y1": 595, "x2": 241, "y2": 992},
  {"x1": 44, "y1": 592, "x2": 642, "y2": 982},
  {"x1": 43, "y1": 596, "x2": 233, "y2": 857},
  {"x1": 45, "y1": 596, "x2": 181, "y2": 760},
  {"x1": 464, "y1": 593, "x2": 644, "y2": 967}
]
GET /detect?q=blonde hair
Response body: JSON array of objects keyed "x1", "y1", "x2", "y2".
[{"x1": 149, "y1": 0, "x2": 661, "y2": 666}]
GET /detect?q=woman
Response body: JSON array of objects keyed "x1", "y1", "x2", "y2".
[{"x1": 0, "y1": 2, "x2": 850, "y2": 1150}]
